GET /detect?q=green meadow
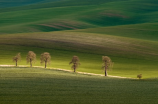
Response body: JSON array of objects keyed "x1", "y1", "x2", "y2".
[
  {"x1": 0, "y1": 67, "x2": 158, "y2": 104},
  {"x1": 0, "y1": 29, "x2": 158, "y2": 78},
  {"x1": 0, "y1": 0, "x2": 157, "y2": 78},
  {"x1": 0, "y1": 0, "x2": 158, "y2": 103},
  {"x1": 0, "y1": 0, "x2": 158, "y2": 34}
]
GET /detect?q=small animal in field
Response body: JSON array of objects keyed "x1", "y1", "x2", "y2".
[{"x1": 137, "y1": 74, "x2": 142, "y2": 79}]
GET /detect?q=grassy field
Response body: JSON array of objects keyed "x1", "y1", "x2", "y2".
[
  {"x1": 0, "y1": 0, "x2": 158, "y2": 103},
  {"x1": 0, "y1": 0, "x2": 158, "y2": 77},
  {"x1": 0, "y1": 0, "x2": 158, "y2": 34},
  {"x1": 0, "y1": 67, "x2": 158, "y2": 104},
  {"x1": 0, "y1": 0, "x2": 60, "y2": 8},
  {"x1": 0, "y1": 29, "x2": 158, "y2": 78},
  {"x1": 75, "y1": 23, "x2": 158, "y2": 41}
]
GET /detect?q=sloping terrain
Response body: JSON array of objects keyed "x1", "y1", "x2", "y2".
[
  {"x1": 0, "y1": 29, "x2": 158, "y2": 78},
  {"x1": 0, "y1": 67, "x2": 158, "y2": 104},
  {"x1": 0, "y1": 0, "x2": 60, "y2": 8},
  {"x1": 0, "y1": 0, "x2": 158, "y2": 34},
  {"x1": 75, "y1": 23, "x2": 158, "y2": 41},
  {"x1": 0, "y1": 0, "x2": 158, "y2": 78}
]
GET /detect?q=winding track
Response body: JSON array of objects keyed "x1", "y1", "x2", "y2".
[{"x1": 0, "y1": 65, "x2": 135, "y2": 79}]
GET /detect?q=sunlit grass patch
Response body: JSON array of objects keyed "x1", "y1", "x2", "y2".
[{"x1": 0, "y1": 30, "x2": 158, "y2": 78}]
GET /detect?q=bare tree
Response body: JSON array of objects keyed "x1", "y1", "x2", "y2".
[
  {"x1": 13, "y1": 53, "x2": 21, "y2": 67},
  {"x1": 26, "y1": 51, "x2": 36, "y2": 67},
  {"x1": 102, "y1": 56, "x2": 113, "y2": 76},
  {"x1": 69, "y1": 56, "x2": 80, "y2": 72},
  {"x1": 137, "y1": 74, "x2": 142, "y2": 79},
  {"x1": 40, "y1": 52, "x2": 51, "y2": 68}
]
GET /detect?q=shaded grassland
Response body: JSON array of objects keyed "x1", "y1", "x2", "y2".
[
  {"x1": 0, "y1": 0, "x2": 61, "y2": 8},
  {"x1": 0, "y1": 0, "x2": 158, "y2": 34},
  {"x1": 0, "y1": 67, "x2": 158, "y2": 104},
  {"x1": 75, "y1": 23, "x2": 158, "y2": 41},
  {"x1": 0, "y1": 28, "x2": 158, "y2": 78}
]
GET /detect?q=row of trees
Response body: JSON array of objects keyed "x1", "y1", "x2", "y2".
[
  {"x1": 13, "y1": 51, "x2": 51, "y2": 68},
  {"x1": 13, "y1": 51, "x2": 113, "y2": 76}
]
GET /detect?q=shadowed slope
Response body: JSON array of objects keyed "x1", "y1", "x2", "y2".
[
  {"x1": 0, "y1": 0, "x2": 158, "y2": 34},
  {"x1": 75, "y1": 23, "x2": 158, "y2": 41},
  {"x1": 0, "y1": 0, "x2": 61, "y2": 8}
]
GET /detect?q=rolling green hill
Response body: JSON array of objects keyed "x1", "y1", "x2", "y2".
[
  {"x1": 0, "y1": 29, "x2": 158, "y2": 78},
  {"x1": 0, "y1": 1, "x2": 158, "y2": 103},
  {"x1": 75, "y1": 23, "x2": 158, "y2": 41},
  {"x1": 0, "y1": 0, "x2": 158, "y2": 78},
  {"x1": 0, "y1": 67, "x2": 158, "y2": 104},
  {"x1": 0, "y1": 0, "x2": 158, "y2": 34},
  {"x1": 0, "y1": 0, "x2": 61, "y2": 8}
]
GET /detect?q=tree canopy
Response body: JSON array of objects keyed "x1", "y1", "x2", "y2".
[
  {"x1": 102, "y1": 56, "x2": 113, "y2": 76},
  {"x1": 69, "y1": 56, "x2": 80, "y2": 72},
  {"x1": 13, "y1": 53, "x2": 21, "y2": 66},
  {"x1": 40, "y1": 52, "x2": 51, "y2": 68},
  {"x1": 26, "y1": 51, "x2": 36, "y2": 67}
]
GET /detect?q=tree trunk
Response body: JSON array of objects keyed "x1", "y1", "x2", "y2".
[
  {"x1": 30, "y1": 59, "x2": 32, "y2": 67},
  {"x1": 74, "y1": 68, "x2": 76, "y2": 72},
  {"x1": 45, "y1": 61, "x2": 47, "y2": 68},
  {"x1": 104, "y1": 65, "x2": 108, "y2": 76},
  {"x1": 16, "y1": 61, "x2": 17, "y2": 67},
  {"x1": 105, "y1": 68, "x2": 108, "y2": 76},
  {"x1": 30, "y1": 62, "x2": 32, "y2": 67},
  {"x1": 74, "y1": 63, "x2": 76, "y2": 72}
]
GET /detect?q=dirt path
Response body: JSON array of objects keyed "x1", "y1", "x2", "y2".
[{"x1": 0, "y1": 65, "x2": 135, "y2": 79}]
